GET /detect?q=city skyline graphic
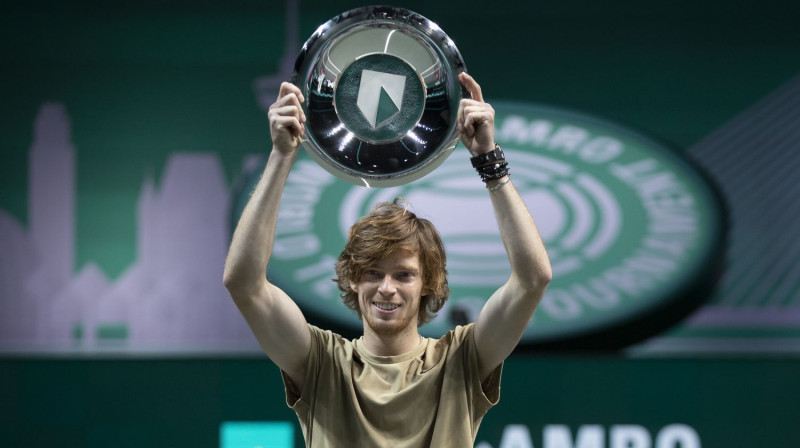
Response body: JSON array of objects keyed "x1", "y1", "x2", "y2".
[
  {"x1": 0, "y1": 0, "x2": 301, "y2": 353},
  {"x1": 0, "y1": 103, "x2": 256, "y2": 351}
]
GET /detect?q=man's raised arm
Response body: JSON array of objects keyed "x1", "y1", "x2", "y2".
[
  {"x1": 223, "y1": 82, "x2": 311, "y2": 388},
  {"x1": 457, "y1": 73, "x2": 553, "y2": 381}
]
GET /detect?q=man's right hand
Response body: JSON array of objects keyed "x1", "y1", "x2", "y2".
[{"x1": 268, "y1": 82, "x2": 306, "y2": 153}]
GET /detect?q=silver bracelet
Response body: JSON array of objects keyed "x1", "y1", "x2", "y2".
[{"x1": 486, "y1": 176, "x2": 511, "y2": 191}]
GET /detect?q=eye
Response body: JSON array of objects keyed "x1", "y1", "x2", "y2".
[
  {"x1": 363, "y1": 269, "x2": 381, "y2": 279},
  {"x1": 396, "y1": 271, "x2": 415, "y2": 281}
]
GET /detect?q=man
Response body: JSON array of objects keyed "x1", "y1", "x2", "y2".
[{"x1": 223, "y1": 73, "x2": 552, "y2": 447}]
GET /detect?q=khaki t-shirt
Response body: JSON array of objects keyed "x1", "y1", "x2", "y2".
[{"x1": 282, "y1": 323, "x2": 502, "y2": 447}]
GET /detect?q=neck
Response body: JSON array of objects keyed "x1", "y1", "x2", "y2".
[{"x1": 361, "y1": 324, "x2": 422, "y2": 357}]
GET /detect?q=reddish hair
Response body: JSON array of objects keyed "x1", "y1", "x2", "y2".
[{"x1": 334, "y1": 198, "x2": 449, "y2": 325}]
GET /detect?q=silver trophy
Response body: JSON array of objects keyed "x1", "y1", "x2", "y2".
[{"x1": 292, "y1": 6, "x2": 467, "y2": 187}]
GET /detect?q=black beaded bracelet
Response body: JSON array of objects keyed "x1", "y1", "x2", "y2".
[
  {"x1": 470, "y1": 144, "x2": 505, "y2": 169},
  {"x1": 471, "y1": 143, "x2": 509, "y2": 183},
  {"x1": 477, "y1": 161, "x2": 507, "y2": 176},
  {"x1": 480, "y1": 165, "x2": 509, "y2": 182}
]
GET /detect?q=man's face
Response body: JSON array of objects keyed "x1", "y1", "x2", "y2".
[{"x1": 350, "y1": 250, "x2": 425, "y2": 337}]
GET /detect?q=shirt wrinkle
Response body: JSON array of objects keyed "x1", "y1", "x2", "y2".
[{"x1": 282, "y1": 323, "x2": 502, "y2": 447}]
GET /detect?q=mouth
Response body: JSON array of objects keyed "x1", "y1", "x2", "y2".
[{"x1": 372, "y1": 302, "x2": 400, "y2": 313}]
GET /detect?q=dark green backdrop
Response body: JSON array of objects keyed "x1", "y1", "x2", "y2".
[
  {"x1": 3, "y1": 356, "x2": 799, "y2": 447},
  {"x1": 2, "y1": 0, "x2": 800, "y2": 446},
  {"x1": 2, "y1": 0, "x2": 799, "y2": 273}
]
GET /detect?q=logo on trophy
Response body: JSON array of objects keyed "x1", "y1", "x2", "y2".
[{"x1": 292, "y1": 6, "x2": 467, "y2": 187}]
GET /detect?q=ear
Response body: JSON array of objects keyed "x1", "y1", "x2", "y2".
[{"x1": 349, "y1": 281, "x2": 359, "y2": 293}]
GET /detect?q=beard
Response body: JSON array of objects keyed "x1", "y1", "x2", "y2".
[{"x1": 362, "y1": 302, "x2": 419, "y2": 337}]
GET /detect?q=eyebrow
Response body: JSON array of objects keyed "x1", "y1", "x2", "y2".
[{"x1": 367, "y1": 264, "x2": 419, "y2": 273}]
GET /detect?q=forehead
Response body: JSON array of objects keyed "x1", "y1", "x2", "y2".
[{"x1": 373, "y1": 249, "x2": 421, "y2": 271}]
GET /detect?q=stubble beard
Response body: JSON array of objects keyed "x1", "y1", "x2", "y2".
[{"x1": 363, "y1": 303, "x2": 419, "y2": 337}]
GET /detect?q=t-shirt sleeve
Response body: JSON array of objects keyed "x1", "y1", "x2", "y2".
[
  {"x1": 281, "y1": 324, "x2": 329, "y2": 412},
  {"x1": 454, "y1": 323, "x2": 503, "y2": 416}
]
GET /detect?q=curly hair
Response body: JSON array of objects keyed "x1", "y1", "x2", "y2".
[{"x1": 334, "y1": 198, "x2": 449, "y2": 326}]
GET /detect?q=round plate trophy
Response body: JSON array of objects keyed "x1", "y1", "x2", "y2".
[{"x1": 292, "y1": 6, "x2": 468, "y2": 187}]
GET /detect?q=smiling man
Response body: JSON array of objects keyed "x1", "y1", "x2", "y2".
[
  {"x1": 223, "y1": 73, "x2": 552, "y2": 447},
  {"x1": 336, "y1": 199, "x2": 449, "y2": 357}
]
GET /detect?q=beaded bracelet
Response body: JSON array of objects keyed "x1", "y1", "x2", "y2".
[
  {"x1": 470, "y1": 144, "x2": 509, "y2": 183},
  {"x1": 478, "y1": 162, "x2": 509, "y2": 182}
]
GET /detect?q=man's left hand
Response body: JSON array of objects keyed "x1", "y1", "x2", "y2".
[{"x1": 457, "y1": 73, "x2": 495, "y2": 156}]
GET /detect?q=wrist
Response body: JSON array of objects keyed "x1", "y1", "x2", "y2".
[
  {"x1": 470, "y1": 144, "x2": 509, "y2": 183},
  {"x1": 469, "y1": 143, "x2": 496, "y2": 156},
  {"x1": 469, "y1": 144, "x2": 504, "y2": 168},
  {"x1": 268, "y1": 145, "x2": 299, "y2": 166},
  {"x1": 485, "y1": 175, "x2": 511, "y2": 192}
]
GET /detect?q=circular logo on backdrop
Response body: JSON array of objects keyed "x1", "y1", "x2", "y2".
[
  {"x1": 334, "y1": 53, "x2": 426, "y2": 144},
  {"x1": 232, "y1": 102, "x2": 726, "y2": 348}
]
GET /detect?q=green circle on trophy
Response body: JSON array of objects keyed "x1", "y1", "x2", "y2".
[{"x1": 334, "y1": 53, "x2": 426, "y2": 144}]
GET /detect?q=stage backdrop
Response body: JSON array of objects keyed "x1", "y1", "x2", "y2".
[
  {"x1": 2, "y1": 0, "x2": 799, "y2": 355},
  {"x1": 2, "y1": 0, "x2": 800, "y2": 446}
]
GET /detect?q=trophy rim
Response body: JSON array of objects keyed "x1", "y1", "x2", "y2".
[{"x1": 291, "y1": 6, "x2": 468, "y2": 188}]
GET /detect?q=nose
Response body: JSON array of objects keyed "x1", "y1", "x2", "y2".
[{"x1": 377, "y1": 275, "x2": 396, "y2": 295}]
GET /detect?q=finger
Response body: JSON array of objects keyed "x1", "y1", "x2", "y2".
[
  {"x1": 463, "y1": 114, "x2": 477, "y2": 137},
  {"x1": 463, "y1": 111, "x2": 493, "y2": 136},
  {"x1": 272, "y1": 116, "x2": 304, "y2": 137},
  {"x1": 460, "y1": 99, "x2": 483, "y2": 107},
  {"x1": 278, "y1": 82, "x2": 305, "y2": 104},
  {"x1": 462, "y1": 105, "x2": 493, "y2": 124},
  {"x1": 272, "y1": 90, "x2": 304, "y2": 108},
  {"x1": 270, "y1": 104, "x2": 305, "y2": 129},
  {"x1": 463, "y1": 104, "x2": 494, "y2": 116},
  {"x1": 271, "y1": 94, "x2": 306, "y2": 123},
  {"x1": 463, "y1": 103, "x2": 494, "y2": 121},
  {"x1": 458, "y1": 73, "x2": 484, "y2": 103},
  {"x1": 270, "y1": 103, "x2": 303, "y2": 118},
  {"x1": 457, "y1": 99, "x2": 466, "y2": 132}
]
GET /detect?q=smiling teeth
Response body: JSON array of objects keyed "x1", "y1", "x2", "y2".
[{"x1": 375, "y1": 303, "x2": 399, "y2": 310}]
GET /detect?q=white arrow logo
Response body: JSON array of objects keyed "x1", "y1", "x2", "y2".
[{"x1": 357, "y1": 70, "x2": 406, "y2": 128}]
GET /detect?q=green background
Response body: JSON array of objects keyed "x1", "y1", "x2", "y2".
[
  {"x1": 2, "y1": 0, "x2": 800, "y2": 446},
  {"x1": 3, "y1": 356, "x2": 799, "y2": 447},
  {"x1": 3, "y1": 0, "x2": 798, "y2": 275}
]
